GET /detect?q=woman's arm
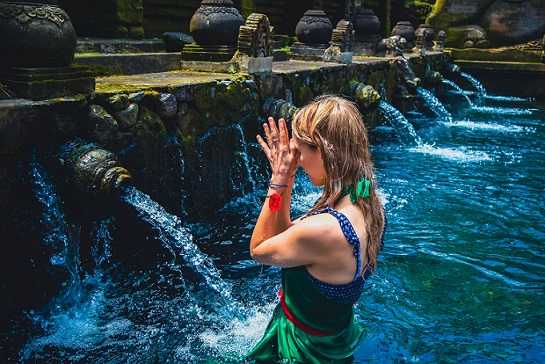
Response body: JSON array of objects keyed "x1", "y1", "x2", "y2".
[{"x1": 250, "y1": 117, "x2": 299, "y2": 256}]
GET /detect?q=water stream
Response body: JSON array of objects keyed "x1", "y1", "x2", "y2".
[{"x1": 5, "y1": 89, "x2": 545, "y2": 363}]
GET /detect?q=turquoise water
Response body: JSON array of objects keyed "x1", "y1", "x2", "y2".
[
  {"x1": 359, "y1": 93, "x2": 545, "y2": 362},
  {"x1": 10, "y1": 92, "x2": 545, "y2": 362}
]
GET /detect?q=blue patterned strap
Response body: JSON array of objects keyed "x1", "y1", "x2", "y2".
[{"x1": 308, "y1": 207, "x2": 363, "y2": 281}]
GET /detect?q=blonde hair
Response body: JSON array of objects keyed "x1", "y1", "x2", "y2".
[{"x1": 292, "y1": 95, "x2": 385, "y2": 272}]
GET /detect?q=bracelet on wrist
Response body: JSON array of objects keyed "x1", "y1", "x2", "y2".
[{"x1": 269, "y1": 183, "x2": 288, "y2": 188}]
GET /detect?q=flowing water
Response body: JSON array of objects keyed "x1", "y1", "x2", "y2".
[{"x1": 5, "y1": 91, "x2": 545, "y2": 363}]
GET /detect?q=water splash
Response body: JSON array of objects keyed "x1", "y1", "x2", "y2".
[
  {"x1": 378, "y1": 100, "x2": 423, "y2": 147},
  {"x1": 410, "y1": 144, "x2": 492, "y2": 162},
  {"x1": 121, "y1": 185, "x2": 244, "y2": 319},
  {"x1": 442, "y1": 79, "x2": 475, "y2": 107},
  {"x1": 29, "y1": 159, "x2": 70, "y2": 268},
  {"x1": 443, "y1": 120, "x2": 535, "y2": 134},
  {"x1": 199, "y1": 123, "x2": 258, "y2": 197},
  {"x1": 470, "y1": 106, "x2": 535, "y2": 116},
  {"x1": 460, "y1": 72, "x2": 487, "y2": 95},
  {"x1": 417, "y1": 87, "x2": 453, "y2": 122}
]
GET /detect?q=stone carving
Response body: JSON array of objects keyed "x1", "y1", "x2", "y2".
[
  {"x1": 189, "y1": 0, "x2": 244, "y2": 46},
  {"x1": 237, "y1": 13, "x2": 273, "y2": 58},
  {"x1": 384, "y1": 35, "x2": 406, "y2": 58},
  {"x1": 61, "y1": 141, "x2": 132, "y2": 196},
  {"x1": 415, "y1": 24, "x2": 435, "y2": 50},
  {"x1": 393, "y1": 57, "x2": 421, "y2": 98},
  {"x1": 426, "y1": 0, "x2": 545, "y2": 47},
  {"x1": 0, "y1": 1, "x2": 76, "y2": 67},
  {"x1": 295, "y1": 10, "x2": 333, "y2": 45},
  {"x1": 232, "y1": 13, "x2": 274, "y2": 73},
  {"x1": 324, "y1": 19, "x2": 354, "y2": 63},
  {"x1": 291, "y1": 10, "x2": 333, "y2": 61},
  {"x1": 331, "y1": 19, "x2": 354, "y2": 52},
  {"x1": 444, "y1": 25, "x2": 490, "y2": 49},
  {"x1": 391, "y1": 21, "x2": 416, "y2": 50},
  {"x1": 350, "y1": 81, "x2": 381, "y2": 113},
  {"x1": 263, "y1": 98, "x2": 298, "y2": 122},
  {"x1": 434, "y1": 30, "x2": 446, "y2": 52},
  {"x1": 0, "y1": 3, "x2": 69, "y2": 27}
]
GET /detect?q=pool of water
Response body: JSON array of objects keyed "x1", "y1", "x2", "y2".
[{"x1": 6, "y1": 91, "x2": 545, "y2": 363}]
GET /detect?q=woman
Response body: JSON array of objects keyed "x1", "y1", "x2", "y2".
[{"x1": 248, "y1": 95, "x2": 385, "y2": 363}]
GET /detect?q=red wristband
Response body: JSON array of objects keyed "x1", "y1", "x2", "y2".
[{"x1": 268, "y1": 193, "x2": 282, "y2": 211}]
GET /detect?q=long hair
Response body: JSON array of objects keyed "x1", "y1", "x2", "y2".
[{"x1": 292, "y1": 95, "x2": 385, "y2": 272}]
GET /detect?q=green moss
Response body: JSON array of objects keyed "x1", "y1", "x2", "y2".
[
  {"x1": 194, "y1": 87, "x2": 217, "y2": 113},
  {"x1": 217, "y1": 81, "x2": 256, "y2": 112},
  {"x1": 115, "y1": 0, "x2": 143, "y2": 24},
  {"x1": 240, "y1": 0, "x2": 256, "y2": 19},
  {"x1": 297, "y1": 85, "x2": 314, "y2": 106}
]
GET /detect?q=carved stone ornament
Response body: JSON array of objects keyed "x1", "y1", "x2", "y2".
[
  {"x1": 238, "y1": 13, "x2": 274, "y2": 58},
  {"x1": 331, "y1": 19, "x2": 354, "y2": 52},
  {"x1": 0, "y1": 3, "x2": 69, "y2": 28}
]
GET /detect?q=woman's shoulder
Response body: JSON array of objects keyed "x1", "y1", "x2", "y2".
[{"x1": 293, "y1": 210, "x2": 348, "y2": 246}]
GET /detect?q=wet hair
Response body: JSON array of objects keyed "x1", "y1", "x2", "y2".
[{"x1": 292, "y1": 95, "x2": 385, "y2": 272}]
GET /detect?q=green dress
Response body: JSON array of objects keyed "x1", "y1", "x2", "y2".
[{"x1": 248, "y1": 208, "x2": 367, "y2": 364}]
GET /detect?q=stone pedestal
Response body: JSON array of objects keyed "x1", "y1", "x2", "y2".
[
  {"x1": 0, "y1": 66, "x2": 95, "y2": 100},
  {"x1": 290, "y1": 42, "x2": 329, "y2": 61},
  {"x1": 181, "y1": 44, "x2": 238, "y2": 62}
]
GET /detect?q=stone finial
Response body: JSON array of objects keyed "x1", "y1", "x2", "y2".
[
  {"x1": 391, "y1": 21, "x2": 416, "y2": 49},
  {"x1": 189, "y1": 0, "x2": 244, "y2": 46},
  {"x1": 434, "y1": 30, "x2": 446, "y2": 52},
  {"x1": 413, "y1": 28, "x2": 426, "y2": 56},
  {"x1": 295, "y1": 10, "x2": 333, "y2": 45}
]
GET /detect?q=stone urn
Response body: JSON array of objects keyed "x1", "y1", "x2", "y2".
[
  {"x1": 189, "y1": 0, "x2": 244, "y2": 46},
  {"x1": 295, "y1": 10, "x2": 333, "y2": 45},
  {"x1": 391, "y1": 21, "x2": 415, "y2": 47},
  {"x1": 0, "y1": 0, "x2": 77, "y2": 67},
  {"x1": 415, "y1": 24, "x2": 435, "y2": 49},
  {"x1": 353, "y1": 8, "x2": 381, "y2": 42}
]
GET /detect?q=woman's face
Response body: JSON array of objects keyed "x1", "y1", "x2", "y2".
[{"x1": 290, "y1": 137, "x2": 327, "y2": 186}]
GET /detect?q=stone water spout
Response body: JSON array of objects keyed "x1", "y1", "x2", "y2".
[
  {"x1": 60, "y1": 141, "x2": 132, "y2": 197},
  {"x1": 349, "y1": 81, "x2": 381, "y2": 113},
  {"x1": 263, "y1": 98, "x2": 298, "y2": 122},
  {"x1": 393, "y1": 56, "x2": 421, "y2": 99}
]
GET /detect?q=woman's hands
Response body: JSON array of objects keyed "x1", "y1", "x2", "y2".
[{"x1": 256, "y1": 117, "x2": 300, "y2": 184}]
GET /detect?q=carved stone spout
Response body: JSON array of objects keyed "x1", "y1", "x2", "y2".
[
  {"x1": 263, "y1": 98, "x2": 298, "y2": 122},
  {"x1": 61, "y1": 142, "x2": 132, "y2": 196},
  {"x1": 350, "y1": 82, "x2": 381, "y2": 113}
]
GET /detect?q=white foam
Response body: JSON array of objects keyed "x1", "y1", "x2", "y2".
[
  {"x1": 444, "y1": 120, "x2": 534, "y2": 133},
  {"x1": 410, "y1": 144, "x2": 492, "y2": 162}
]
